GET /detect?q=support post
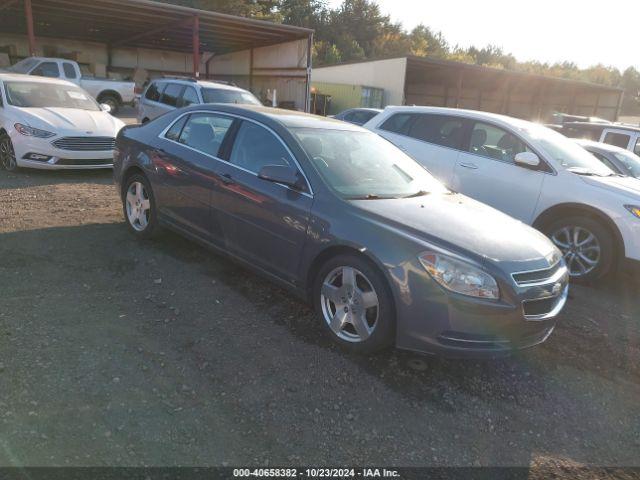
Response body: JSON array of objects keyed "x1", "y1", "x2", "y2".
[
  {"x1": 454, "y1": 70, "x2": 463, "y2": 108},
  {"x1": 192, "y1": 15, "x2": 200, "y2": 78},
  {"x1": 592, "y1": 92, "x2": 601, "y2": 117},
  {"x1": 305, "y1": 33, "x2": 313, "y2": 113},
  {"x1": 24, "y1": 0, "x2": 36, "y2": 56},
  {"x1": 249, "y1": 48, "x2": 254, "y2": 92},
  {"x1": 614, "y1": 90, "x2": 624, "y2": 121}
]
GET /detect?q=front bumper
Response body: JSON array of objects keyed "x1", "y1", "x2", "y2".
[
  {"x1": 394, "y1": 261, "x2": 570, "y2": 358},
  {"x1": 12, "y1": 132, "x2": 114, "y2": 170}
]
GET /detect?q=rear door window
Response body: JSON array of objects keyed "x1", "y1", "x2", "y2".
[
  {"x1": 603, "y1": 131, "x2": 631, "y2": 149},
  {"x1": 379, "y1": 113, "x2": 414, "y2": 135},
  {"x1": 634, "y1": 137, "x2": 640, "y2": 156},
  {"x1": 407, "y1": 114, "x2": 465, "y2": 150},
  {"x1": 180, "y1": 87, "x2": 199, "y2": 107},
  {"x1": 178, "y1": 113, "x2": 234, "y2": 158},
  {"x1": 160, "y1": 83, "x2": 184, "y2": 108},
  {"x1": 62, "y1": 63, "x2": 78, "y2": 79}
]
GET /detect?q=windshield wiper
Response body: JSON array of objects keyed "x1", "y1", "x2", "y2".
[{"x1": 346, "y1": 194, "x2": 399, "y2": 200}]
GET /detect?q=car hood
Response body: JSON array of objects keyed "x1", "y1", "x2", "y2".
[
  {"x1": 15, "y1": 107, "x2": 124, "y2": 135},
  {"x1": 352, "y1": 193, "x2": 558, "y2": 273},
  {"x1": 579, "y1": 174, "x2": 640, "y2": 200}
]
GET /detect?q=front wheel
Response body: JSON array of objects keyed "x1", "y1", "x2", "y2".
[
  {"x1": 122, "y1": 174, "x2": 159, "y2": 239},
  {"x1": 98, "y1": 95, "x2": 119, "y2": 115},
  {"x1": 0, "y1": 133, "x2": 18, "y2": 171},
  {"x1": 313, "y1": 254, "x2": 395, "y2": 354},
  {"x1": 546, "y1": 216, "x2": 614, "y2": 282}
]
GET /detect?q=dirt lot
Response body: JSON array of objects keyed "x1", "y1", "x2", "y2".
[{"x1": 0, "y1": 168, "x2": 639, "y2": 470}]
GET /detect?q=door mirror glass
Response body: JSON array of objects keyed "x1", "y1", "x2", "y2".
[
  {"x1": 258, "y1": 165, "x2": 304, "y2": 190},
  {"x1": 514, "y1": 151, "x2": 541, "y2": 167},
  {"x1": 100, "y1": 103, "x2": 112, "y2": 113}
]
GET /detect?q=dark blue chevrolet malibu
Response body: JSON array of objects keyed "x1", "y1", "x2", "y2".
[{"x1": 114, "y1": 104, "x2": 569, "y2": 357}]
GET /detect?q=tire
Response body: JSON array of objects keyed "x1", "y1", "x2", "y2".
[
  {"x1": 313, "y1": 254, "x2": 395, "y2": 354},
  {"x1": 122, "y1": 173, "x2": 159, "y2": 239},
  {"x1": 98, "y1": 94, "x2": 119, "y2": 115},
  {"x1": 545, "y1": 216, "x2": 615, "y2": 282},
  {"x1": 0, "y1": 133, "x2": 18, "y2": 172}
]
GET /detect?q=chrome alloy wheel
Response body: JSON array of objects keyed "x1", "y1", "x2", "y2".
[
  {"x1": 320, "y1": 266, "x2": 379, "y2": 343},
  {"x1": 551, "y1": 226, "x2": 601, "y2": 278},
  {"x1": 125, "y1": 181, "x2": 151, "y2": 232},
  {"x1": 0, "y1": 136, "x2": 17, "y2": 171}
]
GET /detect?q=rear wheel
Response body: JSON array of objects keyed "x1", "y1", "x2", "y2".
[
  {"x1": 123, "y1": 174, "x2": 158, "y2": 239},
  {"x1": 546, "y1": 216, "x2": 614, "y2": 282},
  {"x1": 0, "y1": 133, "x2": 17, "y2": 171},
  {"x1": 314, "y1": 254, "x2": 395, "y2": 354}
]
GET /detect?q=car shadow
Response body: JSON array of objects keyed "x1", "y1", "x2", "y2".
[
  {"x1": 0, "y1": 168, "x2": 113, "y2": 190},
  {"x1": 1, "y1": 222, "x2": 638, "y2": 467}
]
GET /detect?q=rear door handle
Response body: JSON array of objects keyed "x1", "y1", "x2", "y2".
[
  {"x1": 459, "y1": 162, "x2": 478, "y2": 170},
  {"x1": 221, "y1": 173, "x2": 235, "y2": 185}
]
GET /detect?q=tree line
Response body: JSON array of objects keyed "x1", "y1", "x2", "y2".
[{"x1": 162, "y1": 0, "x2": 640, "y2": 115}]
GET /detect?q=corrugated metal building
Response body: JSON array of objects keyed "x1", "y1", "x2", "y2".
[
  {"x1": 0, "y1": 0, "x2": 314, "y2": 110},
  {"x1": 312, "y1": 56, "x2": 624, "y2": 121}
]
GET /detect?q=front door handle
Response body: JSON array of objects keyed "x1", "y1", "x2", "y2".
[{"x1": 459, "y1": 162, "x2": 478, "y2": 170}]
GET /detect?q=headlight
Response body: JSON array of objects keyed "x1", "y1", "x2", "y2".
[
  {"x1": 419, "y1": 252, "x2": 500, "y2": 300},
  {"x1": 625, "y1": 205, "x2": 640, "y2": 219},
  {"x1": 14, "y1": 123, "x2": 56, "y2": 138}
]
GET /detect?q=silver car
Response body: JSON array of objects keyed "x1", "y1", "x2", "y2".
[{"x1": 137, "y1": 77, "x2": 261, "y2": 124}]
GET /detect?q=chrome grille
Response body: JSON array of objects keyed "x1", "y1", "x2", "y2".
[
  {"x1": 52, "y1": 136, "x2": 116, "y2": 151},
  {"x1": 512, "y1": 262, "x2": 563, "y2": 286}
]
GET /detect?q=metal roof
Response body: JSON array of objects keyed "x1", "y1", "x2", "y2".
[
  {"x1": 0, "y1": 0, "x2": 313, "y2": 54},
  {"x1": 315, "y1": 56, "x2": 623, "y2": 93}
]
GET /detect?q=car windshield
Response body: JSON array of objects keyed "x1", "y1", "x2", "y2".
[
  {"x1": 5, "y1": 81, "x2": 100, "y2": 111},
  {"x1": 201, "y1": 88, "x2": 261, "y2": 106},
  {"x1": 522, "y1": 123, "x2": 615, "y2": 176},
  {"x1": 8, "y1": 58, "x2": 39, "y2": 73},
  {"x1": 293, "y1": 128, "x2": 448, "y2": 199},
  {"x1": 612, "y1": 150, "x2": 640, "y2": 178}
]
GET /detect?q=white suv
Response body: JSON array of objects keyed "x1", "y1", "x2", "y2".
[
  {"x1": 137, "y1": 78, "x2": 261, "y2": 124},
  {"x1": 365, "y1": 107, "x2": 640, "y2": 281}
]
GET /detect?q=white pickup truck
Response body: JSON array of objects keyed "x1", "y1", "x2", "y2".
[{"x1": 7, "y1": 57, "x2": 135, "y2": 114}]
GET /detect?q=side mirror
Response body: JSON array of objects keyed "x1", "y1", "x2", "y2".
[
  {"x1": 258, "y1": 164, "x2": 305, "y2": 191},
  {"x1": 100, "y1": 103, "x2": 112, "y2": 114},
  {"x1": 514, "y1": 151, "x2": 541, "y2": 168}
]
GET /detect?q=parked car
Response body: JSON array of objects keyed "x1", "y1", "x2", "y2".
[
  {"x1": 557, "y1": 121, "x2": 640, "y2": 156},
  {"x1": 365, "y1": 106, "x2": 640, "y2": 281},
  {"x1": 332, "y1": 108, "x2": 382, "y2": 126},
  {"x1": 0, "y1": 73, "x2": 125, "y2": 170},
  {"x1": 7, "y1": 57, "x2": 135, "y2": 114},
  {"x1": 114, "y1": 104, "x2": 569, "y2": 357},
  {"x1": 137, "y1": 78, "x2": 261, "y2": 124},
  {"x1": 575, "y1": 139, "x2": 640, "y2": 179}
]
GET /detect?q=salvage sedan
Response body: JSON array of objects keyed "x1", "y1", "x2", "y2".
[
  {"x1": 0, "y1": 73, "x2": 124, "y2": 171},
  {"x1": 114, "y1": 105, "x2": 569, "y2": 357}
]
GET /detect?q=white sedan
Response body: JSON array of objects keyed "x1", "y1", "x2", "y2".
[{"x1": 0, "y1": 73, "x2": 125, "y2": 170}]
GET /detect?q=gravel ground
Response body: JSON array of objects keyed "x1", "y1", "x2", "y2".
[{"x1": 0, "y1": 168, "x2": 639, "y2": 471}]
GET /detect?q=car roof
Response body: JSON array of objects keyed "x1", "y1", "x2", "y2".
[
  {"x1": 183, "y1": 104, "x2": 366, "y2": 131},
  {"x1": 0, "y1": 72, "x2": 76, "y2": 86},
  {"x1": 574, "y1": 138, "x2": 633, "y2": 154},
  {"x1": 565, "y1": 121, "x2": 640, "y2": 133},
  {"x1": 345, "y1": 108, "x2": 383, "y2": 113},
  {"x1": 152, "y1": 77, "x2": 249, "y2": 92},
  {"x1": 381, "y1": 105, "x2": 536, "y2": 130}
]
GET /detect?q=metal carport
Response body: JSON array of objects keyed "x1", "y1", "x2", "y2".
[{"x1": 0, "y1": 0, "x2": 314, "y2": 110}]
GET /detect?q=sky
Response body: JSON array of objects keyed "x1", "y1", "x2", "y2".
[{"x1": 326, "y1": 0, "x2": 636, "y2": 71}]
